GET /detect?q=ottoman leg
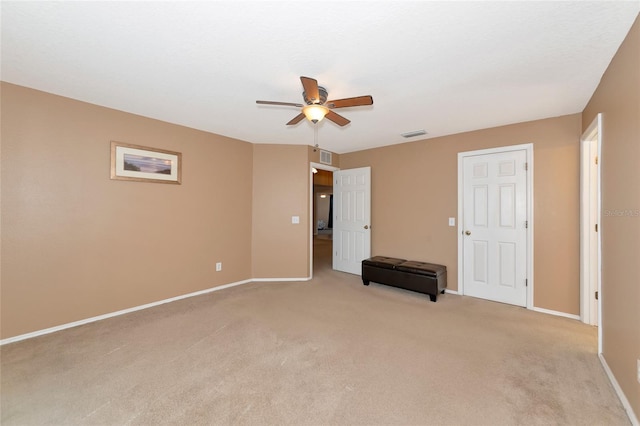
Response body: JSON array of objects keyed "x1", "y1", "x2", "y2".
[
  {"x1": 362, "y1": 279, "x2": 370, "y2": 286},
  {"x1": 429, "y1": 293, "x2": 437, "y2": 302}
]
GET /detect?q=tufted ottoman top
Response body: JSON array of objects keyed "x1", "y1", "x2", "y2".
[
  {"x1": 395, "y1": 261, "x2": 446, "y2": 277},
  {"x1": 362, "y1": 256, "x2": 407, "y2": 270}
]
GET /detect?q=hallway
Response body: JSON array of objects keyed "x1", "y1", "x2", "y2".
[{"x1": 313, "y1": 236, "x2": 333, "y2": 275}]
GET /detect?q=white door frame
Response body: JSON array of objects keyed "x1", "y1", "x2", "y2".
[
  {"x1": 457, "y1": 143, "x2": 534, "y2": 309},
  {"x1": 580, "y1": 114, "x2": 602, "y2": 349},
  {"x1": 309, "y1": 162, "x2": 339, "y2": 278}
]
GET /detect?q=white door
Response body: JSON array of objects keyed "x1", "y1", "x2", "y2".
[
  {"x1": 333, "y1": 167, "x2": 371, "y2": 275},
  {"x1": 462, "y1": 149, "x2": 528, "y2": 306}
]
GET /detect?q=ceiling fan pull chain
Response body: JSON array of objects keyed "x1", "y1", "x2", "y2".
[{"x1": 314, "y1": 123, "x2": 319, "y2": 149}]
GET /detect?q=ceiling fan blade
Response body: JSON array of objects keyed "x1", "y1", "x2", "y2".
[
  {"x1": 325, "y1": 110, "x2": 351, "y2": 127},
  {"x1": 256, "y1": 100, "x2": 304, "y2": 107},
  {"x1": 286, "y1": 113, "x2": 306, "y2": 125},
  {"x1": 300, "y1": 76, "x2": 320, "y2": 104},
  {"x1": 326, "y1": 95, "x2": 374, "y2": 108}
]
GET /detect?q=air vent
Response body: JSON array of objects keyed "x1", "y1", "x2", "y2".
[
  {"x1": 320, "y1": 150, "x2": 332, "y2": 165},
  {"x1": 401, "y1": 129, "x2": 427, "y2": 138}
]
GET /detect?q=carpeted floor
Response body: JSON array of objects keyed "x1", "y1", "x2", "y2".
[{"x1": 0, "y1": 238, "x2": 630, "y2": 425}]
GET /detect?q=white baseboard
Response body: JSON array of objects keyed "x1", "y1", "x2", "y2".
[
  {"x1": 252, "y1": 277, "x2": 312, "y2": 282},
  {"x1": 446, "y1": 294, "x2": 580, "y2": 320},
  {"x1": 531, "y1": 306, "x2": 580, "y2": 321},
  {"x1": 0, "y1": 279, "x2": 252, "y2": 346},
  {"x1": 0, "y1": 277, "x2": 319, "y2": 346},
  {"x1": 0, "y1": 280, "x2": 591, "y2": 347},
  {"x1": 599, "y1": 353, "x2": 639, "y2": 425}
]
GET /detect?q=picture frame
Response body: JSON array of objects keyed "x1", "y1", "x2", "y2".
[{"x1": 110, "y1": 141, "x2": 182, "y2": 184}]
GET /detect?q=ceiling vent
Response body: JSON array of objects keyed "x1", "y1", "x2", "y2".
[
  {"x1": 320, "y1": 150, "x2": 332, "y2": 165},
  {"x1": 401, "y1": 129, "x2": 427, "y2": 138}
]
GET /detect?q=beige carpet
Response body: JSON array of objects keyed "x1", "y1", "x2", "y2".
[{"x1": 0, "y1": 238, "x2": 630, "y2": 425}]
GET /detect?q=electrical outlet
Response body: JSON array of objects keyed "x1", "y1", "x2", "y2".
[
  {"x1": 448, "y1": 217, "x2": 455, "y2": 227},
  {"x1": 216, "y1": 262, "x2": 222, "y2": 272}
]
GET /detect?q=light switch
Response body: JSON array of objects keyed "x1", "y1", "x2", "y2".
[
  {"x1": 292, "y1": 216, "x2": 300, "y2": 224},
  {"x1": 448, "y1": 217, "x2": 456, "y2": 227}
]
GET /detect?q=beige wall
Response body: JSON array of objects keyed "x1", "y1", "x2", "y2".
[
  {"x1": 340, "y1": 114, "x2": 582, "y2": 314},
  {"x1": 0, "y1": 83, "x2": 343, "y2": 338},
  {"x1": 252, "y1": 144, "x2": 310, "y2": 278},
  {"x1": 1, "y1": 83, "x2": 254, "y2": 339},
  {"x1": 308, "y1": 145, "x2": 340, "y2": 168},
  {"x1": 583, "y1": 15, "x2": 640, "y2": 418}
]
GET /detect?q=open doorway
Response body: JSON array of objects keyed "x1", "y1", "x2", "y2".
[
  {"x1": 580, "y1": 113, "x2": 602, "y2": 352},
  {"x1": 310, "y1": 163, "x2": 338, "y2": 277},
  {"x1": 309, "y1": 163, "x2": 373, "y2": 277},
  {"x1": 314, "y1": 170, "x2": 333, "y2": 240}
]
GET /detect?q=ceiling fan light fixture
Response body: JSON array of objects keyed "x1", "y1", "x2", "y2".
[{"x1": 302, "y1": 104, "x2": 329, "y2": 123}]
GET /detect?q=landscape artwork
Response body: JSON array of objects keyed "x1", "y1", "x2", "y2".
[
  {"x1": 110, "y1": 141, "x2": 182, "y2": 184},
  {"x1": 123, "y1": 153, "x2": 172, "y2": 175}
]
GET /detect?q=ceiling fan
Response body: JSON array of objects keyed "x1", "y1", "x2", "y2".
[{"x1": 256, "y1": 76, "x2": 373, "y2": 127}]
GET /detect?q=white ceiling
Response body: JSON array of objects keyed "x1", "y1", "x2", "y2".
[{"x1": 2, "y1": 2, "x2": 638, "y2": 154}]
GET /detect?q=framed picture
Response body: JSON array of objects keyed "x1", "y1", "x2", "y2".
[{"x1": 110, "y1": 141, "x2": 182, "y2": 184}]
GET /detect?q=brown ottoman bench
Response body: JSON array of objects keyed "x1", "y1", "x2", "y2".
[{"x1": 362, "y1": 256, "x2": 447, "y2": 302}]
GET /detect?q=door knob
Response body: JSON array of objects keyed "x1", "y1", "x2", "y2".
[
  {"x1": 364, "y1": 225, "x2": 369, "y2": 229},
  {"x1": 465, "y1": 230, "x2": 471, "y2": 235}
]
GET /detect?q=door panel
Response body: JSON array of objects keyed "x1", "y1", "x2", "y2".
[
  {"x1": 498, "y1": 242, "x2": 516, "y2": 288},
  {"x1": 499, "y1": 184, "x2": 515, "y2": 227},
  {"x1": 473, "y1": 240, "x2": 488, "y2": 283},
  {"x1": 474, "y1": 186, "x2": 488, "y2": 226}
]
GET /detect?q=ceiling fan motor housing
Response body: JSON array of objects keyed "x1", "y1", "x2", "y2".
[{"x1": 304, "y1": 86, "x2": 328, "y2": 105}]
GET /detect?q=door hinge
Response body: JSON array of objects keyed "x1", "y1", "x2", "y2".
[
  {"x1": 595, "y1": 156, "x2": 598, "y2": 165},
  {"x1": 525, "y1": 220, "x2": 528, "y2": 229},
  {"x1": 525, "y1": 278, "x2": 528, "y2": 287},
  {"x1": 595, "y1": 224, "x2": 598, "y2": 232},
  {"x1": 524, "y1": 162, "x2": 528, "y2": 171},
  {"x1": 595, "y1": 291, "x2": 598, "y2": 300}
]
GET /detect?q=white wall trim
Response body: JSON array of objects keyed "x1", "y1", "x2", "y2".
[
  {"x1": 579, "y1": 113, "x2": 603, "y2": 357},
  {"x1": 531, "y1": 306, "x2": 581, "y2": 321},
  {"x1": 252, "y1": 277, "x2": 311, "y2": 282},
  {"x1": 1, "y1": 276, "x2": 320, "y2": 346},
  {"x1": 599, "y1": 353, "x2": 639, "y2": 425},
  {"x1": 310, "y1": 162, "x2": 339, "y2": 172},
  {"x1": 445, "y1": 289, "x2": 459, "y2": 295},
  {"x1": 1, "y1": 278, "x2": 257, "y2": 346}
]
